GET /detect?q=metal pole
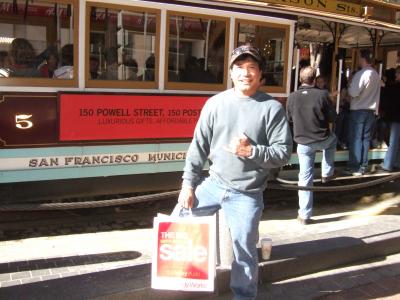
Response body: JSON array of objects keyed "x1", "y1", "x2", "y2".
[
  {"x1": 69, "y1": 6, "x2": 73, "y2": 44},
  {"x1": 205, "y1": 20, "x2": 211, "y2": 71},
  {"x1": 378, "y1": 63, "x2": 383, "y2": 78},
  {"x1": 336, "y1": 59, "x2": 343, "y2": 114},
  {"x1": 376, "y1": 62, "x2": 383, "y2": 115},
  {"x1": 143, "y1": 12, "x2": 148, "y2": 81},
  {"x1": 56, "y1": 4, "x2": 61, "y2": 53},
  {"x1": 331, "y1": 23, "x2": 340, "y2": 94},
  {"x1": 176, "y1": 17, "x2": 180, "y2": 76},
  {"x1": 294, "y1": 47, "x2": 300, "y2": 91},
  {"x1": 117, "y1": 11, "x2": 123, "y2": 79},
  {"x1": 144, "y1": 12, "x2": 148, "y2": 47}
]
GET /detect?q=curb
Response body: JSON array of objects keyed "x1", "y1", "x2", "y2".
[{"x1": 259, "y1": 231, "x2": 400, "y2": 284}]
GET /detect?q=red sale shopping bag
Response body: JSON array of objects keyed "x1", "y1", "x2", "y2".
[{"x1": 151, "y1": 214, "x2": 216, "y2": 292}]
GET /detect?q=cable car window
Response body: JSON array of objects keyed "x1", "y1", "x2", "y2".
[
  {"x1": 0, "y1": 0, "x2": 77, "y2": 86},
  {"x1": 235, "y1": 20, "x2": 289, "y2": 93},
  {"x1": 86, "y1": 4, "x2": 160, "y2": 89},
  {"x1": 165, "y1": 12, "x2": 229, "y2": 91}
]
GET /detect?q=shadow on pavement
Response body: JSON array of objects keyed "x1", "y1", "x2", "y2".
[
  {"x1": 0, "y1": 263, "x2": 151, "y2": 300},
  {"x1": 267, "y1": 236, "x2": 366, "y2": 261},
  {"x1": 267, "y1": 261, "x2": 400, "y2": 300},
  {"x1": 0, "y1": 251, "x2": 141, "y2": 274}
]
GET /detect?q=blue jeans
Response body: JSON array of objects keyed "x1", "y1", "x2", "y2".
[
  {"x1": 383, "y1": 122, "x2": 400, "y2": 171},
  {"x1": 347, "y1": 110, "x2": 376, "y2": 171},
  {"x1": 177, "y1": 176, "x2": 264, "y2": 300},
  {"x1": 297, "y1": 134, "x2": 336, "y2": 219}
]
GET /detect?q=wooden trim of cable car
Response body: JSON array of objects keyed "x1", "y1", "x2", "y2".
[
  {"x1": 233, "y1": 18, "x2": 290, "y2": 95},
  {"x1": 0, "y1": 0, "x2": 79, "y2": 88},
  {"x1": 163, "y1": 10, "x2": 230, "y2": 92},
  {"x1": 84, "y1": 2, "x2": 161, "y2": 89}
]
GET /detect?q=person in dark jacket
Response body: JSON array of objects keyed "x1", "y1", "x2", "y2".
[
  {"x1": 287, "y1": 66, "x2": 336, "y2": 225},
  {"x1": 378, "y1": 67, "x2": 400, "y2": 171}
]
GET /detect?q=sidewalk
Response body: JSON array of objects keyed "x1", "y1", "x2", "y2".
[
  {"x1": 0, "y1": 191, "x2": 399, "y2": 299},
  {"x1": 206, "y1": 252, "x2": 400, "y2": 300}
]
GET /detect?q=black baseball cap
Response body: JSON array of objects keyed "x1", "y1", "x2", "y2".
[{"x1": 230, "y1": 45, "x2": 264, "y2": 69}]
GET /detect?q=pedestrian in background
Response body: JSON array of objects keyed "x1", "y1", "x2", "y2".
[
  {"x1": 287, "y1": 66, "x2": 336, "y2": 225},
  {"x1": 377, "y1": 67, "x2": 400, "y2": 172},
  {"x1": 345, "y1": 49, "x2": 380, "y2": 176},
  {"x1": 175, "y1": 45, "x2": 292, "y2": 299}
]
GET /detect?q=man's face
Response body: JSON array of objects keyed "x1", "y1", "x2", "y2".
[
  {"x1": 358, "y1": 57, "x2": 367, "y2": 68},
  {"x1": 230, "y1": 57, "x2": 262, "y2": 96},
  {"x1": 48, "y1": 55, "x2": 58, "y2": 71},
  {"x1": 90, "y1": 59, "x2": 99, "y2": 72}
]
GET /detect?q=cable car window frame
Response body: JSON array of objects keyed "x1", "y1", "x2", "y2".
[
  {"x1": 85, "y1": 2, "x2": 161, "y2": 89},
  {"x1": 164, "y1": 10, "x2": 230, "y2": 92},
  {"x1": 234, "y1": 18, "x2": 290, "y2": 94},
  {"x1": 0, "y1": 0, "x2": 79, "y2": 88}
]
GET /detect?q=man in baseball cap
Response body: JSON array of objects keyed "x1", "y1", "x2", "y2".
[{"x1": 176, "y1": 44, "x2": 292, "y2": 299}]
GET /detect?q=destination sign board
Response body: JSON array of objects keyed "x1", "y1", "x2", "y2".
[
  {"x1": 59, "y1": 94, "x2": 208, "y2": 141},
  {"x1": 248, "y1": 0, "x2": 361, "y2": 17}
]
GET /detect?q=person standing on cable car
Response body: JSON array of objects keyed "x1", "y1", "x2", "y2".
[
  {"x1": 345, "y1": 49, "x2": 381, "y2": 176},
  {"x1": 175, "y1": 45, "x2": 292, "y2": 300},
  {"x1": 286, "y1": 66, "x2": 336, "y2": 225},
  {"x1": 377, "y1": 67, "x2": 400, "y2": 172}
]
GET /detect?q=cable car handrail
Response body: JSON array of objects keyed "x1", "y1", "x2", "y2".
[{"x1": 1, "y1": 172, "x2": 400, "y2": 211}]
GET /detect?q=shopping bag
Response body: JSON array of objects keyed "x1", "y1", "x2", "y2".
[{"x1": 151, "y1": 213, "x2": 216, "y2": 292}]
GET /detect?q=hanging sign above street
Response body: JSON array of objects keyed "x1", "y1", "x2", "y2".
[{"x1": 253, "y1": 0, "x2": 362, "y2": 17}]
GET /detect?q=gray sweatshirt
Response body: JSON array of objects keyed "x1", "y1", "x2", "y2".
[
  {"x1": 182, "y1": 88, "x2": 292, "y2": 193},
  {"x1": 348, "y1": 66, "x2": 380, "y2": 111}
]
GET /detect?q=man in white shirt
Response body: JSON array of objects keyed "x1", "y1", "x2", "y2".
[{"x1": 345, "y1": 49, "x2": 380, "y2": 176}]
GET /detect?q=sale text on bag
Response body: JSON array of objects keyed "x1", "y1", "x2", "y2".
[{"x1": 152, "y1": 217, "x2": 215, "y2": 292}]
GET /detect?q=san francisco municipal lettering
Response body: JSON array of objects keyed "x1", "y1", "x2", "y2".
[
  {"x1": 25, "y1": 151, "x2": 187, "y2": 169},
  {"x1": 28, "y1": 154, "x2": 139, "y2": 167}
]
